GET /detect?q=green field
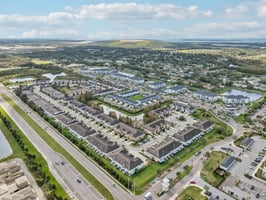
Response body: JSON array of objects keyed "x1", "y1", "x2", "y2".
[
  {"x1": 176, "y1": 186, "x2": 207, "y2": 200},
  {"x1": 0, "y1": 106, "x2": 69, "y2": 199},
  {"x1": 128, "y1": 94, "x2": 144, "y2": 101},
  {"x1": 201, "y1": 151, "x2": 227, "y2": 187},
  {"x1": 2, "y1": 94, "x2": 114, "y2": 200}
]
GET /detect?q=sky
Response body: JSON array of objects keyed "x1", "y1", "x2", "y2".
[{"x1": 0, "y1": 0, "x2": 266, "y2": 40}]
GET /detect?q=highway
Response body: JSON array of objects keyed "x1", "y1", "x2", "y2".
[{"x1": 0, "y1": 83, "x2": 138, "y2": 200}]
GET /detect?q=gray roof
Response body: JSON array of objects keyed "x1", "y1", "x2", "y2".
[
  {"x1": 193, "y1": 120, "x2": 214, "y2": 131},
  {"x1": 223, "y1": 95, "x2": 249, "y2": 99},
  {"x1": 151, "y1": 106, "x2": 170, "y2": 115},
  {"x1": 69, "y1": 123, "x2": 96, "y2": 137},
  {"x1": 195, "y1": 91, "x2": 217, "y2": 97},
  {"x1": 88, "y1": 134, "x2": 118, "y2": 153},
  {"x1": 240, "y1": 137, "x2": 254, "y2": 147},
  {"x1": 69, "y1": 99, "x2": 86, "y2": 108},
  {"x1": 173, "y1": 127, "x2": 202, "y2": 142},
  {"x1": 119, "y1": 90, "x2": 139, "y2": 97},
  {"x1": 116, "y1": 123, "x2": 144, "y2": 138},
  {"x1": 220, "y1": 156, "x2": 236, "y2": 169},
  {"x1": 145, "y1": 119, "x2": 170, "y2": 131},
  {"x1": 97, "y1": 114, "x2": 119, "y2": 125},
  {"x1": 82, "y1": 106, "x2": 101, "y2": 116},
  {"x1": 147, "y1": 138, "x2": 182, "y2": 158},
  {"x1": 110, "y1": 149, "x2": 143, "y2": 170},
  {"x1": 168, "y1": 85, "x2": 186, "y2": 91},
  {"x1": 55, "y1": 114, "x2": 77, "y2": 125}
]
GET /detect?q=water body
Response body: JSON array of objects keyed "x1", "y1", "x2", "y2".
[
  {"x1": 42, "y1": 72, "x2": 66, "y2": 82},
  {"x1": 222, "y1": 89, "x2": 262, "y2": 101},
  {"x1": 10, "y1": 77, "x2": 35, "y2": 83},
  {"x1": 0, "y1": 130, "x2": 12, "y2": 159}
]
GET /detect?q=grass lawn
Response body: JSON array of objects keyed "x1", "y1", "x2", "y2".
[
  {"x1": 31, "y1": 59, "x2": 54, "y2": 65},
  {"x1": 2, "y1": 94, "x2": 114, "y2": 200},
  {"x1": 128, "y1": 94, "x2": 144, "y2": 101},
  {"x1": 235, "y1": 114, "x2": 246, "y2": 124},
  {"x1": 176, "y1": 186, "x2": 207, "y2": 200},
  {"x1": 255, "y1": 163, "x2": 266, "y2": 181},
  {"x1": 132, "y1": 109, "x2": 233, "y2": 194},
  {"x1": 0, "y1": 106, "x2": 69, "y2": 199},
  {"x1": 201, "y1": 151, "x2": 227, "y2": 187}
]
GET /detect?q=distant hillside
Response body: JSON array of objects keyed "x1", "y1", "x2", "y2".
[{"x1": 90, "y1": 40, "x2": 171, "y2": 49}]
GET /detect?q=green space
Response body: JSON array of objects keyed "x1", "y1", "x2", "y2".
[
  {"x1": 255, "y1": 163, "x2": 266, "y2": 182},
  {"x1": 201, "y1": 151, "x2": 228, "y2": 187},
  {"x1": 93, "y1": 40, "x2": 170, "y2": 49},
  {"x1": 132, "y1": 109, "x2": 233, "y2": 193},
  {"x1": 235, "y1": 114, "x2": 246, "y2": 124},
  {"x1": 0, "y1": 106, "x2": 69, "y2": 199},
  {"x1": 2, "y1": 94, "x2": 114, "y2": 200},
  {"x1": 128, "y1": 94, "x2": 144, "y2": 101},
  {"x1": 176, "y1": 165, "x2": 193, "y2": 180},
  {"x1": 176, "y1": 186, "x2": 207, "y2": 200}
]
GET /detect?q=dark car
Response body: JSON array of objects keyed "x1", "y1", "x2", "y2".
[
  {"x1": 250, "y1": 185, "x2": 255, "y2": 190},
  {"x1": 77, "y1": 179, "x2": 81, "y2": 183},
  {"x1": 256, "y1": 193, "x2": 260, "y2": 198}
]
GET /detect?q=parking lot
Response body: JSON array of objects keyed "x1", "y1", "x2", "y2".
[{"x1": 219, "y1": 136, "x2": 266, "y2": 199}]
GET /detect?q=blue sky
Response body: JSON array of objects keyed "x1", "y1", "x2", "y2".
[{"x1": 0, "y1": 0, "x2": 266, "y2": 40}]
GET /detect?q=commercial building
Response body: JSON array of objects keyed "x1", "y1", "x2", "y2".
[{"x1": 219, "y1": 155, "x2": 237, "y2": 171}]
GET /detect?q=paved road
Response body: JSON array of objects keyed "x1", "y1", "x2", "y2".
[
  {"x1": 0, "y1": 84, "x2": 139, "y2": 200},
  {"x1": 0, "y1": 88, "x2": 103, "y2": 200}
]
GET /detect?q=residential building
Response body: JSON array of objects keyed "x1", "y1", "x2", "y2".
[
  {"x1": 110, "y1": 149, "x2": 144, "y2": 175},
  {"x1": 166, "y1": 85, "x2": 186, "y2": 94},
  {"x1": 147, "y1": 137, "x2": 183, "y2": 163},
  {"x1": 88, "y1": 134, "x2": 119, "y2": 154},
  {"x1": 194, "y1": 91, "x2": 218, "y2": 102},
  {"x1": 223, "y1": 95, "x2": 249, "y2": 104},
  {"x1": 150, "y1": 106, "x2": 171, "y2": 118},
  {"x1": 173, "y1": 127, "x2": 202, "y2": 146},
  {"x1": 193, "y1": 120, "x2": 214, "y2": 133},
  {"x1": 116, "y1": 122, "x2": 144, "y2": 140},
  {"x1": 144, "y1": 119, "x2": 171, "y2": 134},
  {"x1": 41, "y1": 86, "x2": 65, "y2": 99},
  {"x1": 68, "y1": 123, "x2": 96, "y2": 138},
  {"x1": 148, "y1": 81, "x2": 166, "y2": 89}
]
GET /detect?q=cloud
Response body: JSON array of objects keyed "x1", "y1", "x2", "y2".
[
  {"x1": 257, "y1": 0, "x2": 266, "y2": 16},
  {"x1": 21, "y1": 29, "x2": 79, "y2": 38},
  {"x1": 79, "y1": 3, "x2": 212, "y2": 20}
]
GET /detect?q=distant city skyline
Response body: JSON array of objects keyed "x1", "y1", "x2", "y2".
[{"x1": 1, "y1": 0, "x2": 266, "y2": 40}]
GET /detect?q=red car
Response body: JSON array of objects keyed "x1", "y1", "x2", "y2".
[{"x1": 189, "y1": 181, "x2": 196, "y2": 184}]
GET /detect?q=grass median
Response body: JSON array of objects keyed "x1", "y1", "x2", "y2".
[
  {"x1": 0, "y1": 106, "x2": 69, "y2": 199},
  {"x1": 2, "y1": 94, "x2": 114, "y2": 200}
]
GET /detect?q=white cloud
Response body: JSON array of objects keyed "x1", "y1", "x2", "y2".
[
  {"x1": 79, "y1": 3, "x2": 212, "y2": 20},
  {"x1": 257, "y1": 0, "x2": 266, "y2": 16},
  {"x1": 21, "y1": 29, "x2": 79, "y2": 38}
]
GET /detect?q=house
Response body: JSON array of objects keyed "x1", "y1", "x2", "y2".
[
  {"x1": 41, "y1": 86, "x2": 65, "y2": 99},
  {"x1": 68, "y1": 99, "x2": 86, "y2": 110},
  {"x1": 88, "y1": 134, "x2": 119, "y2": 154},
  {"x1": 138, "y1": 95, "x2": 159, "y2": 105},
  {"x1": 240, "y1": 137, "x2": 254, "y2": 149},
  {"x1": 148, "y1": 81, "x2": 166, "y2": 89},
  {"x1": 219, "y1": 155, "x2": 237, "y2": 171},
  {"x1": 193, "y1": 120, "x2": 214, "y2": 133},
  {"x1": 68, "y1": 123, "x2": 96, "y2": 138},
  {"x1": 82, "y1": 106, "x2": 101, "y2": 116},
  {"x1": 150, "y1": 106, "x2": 171, "y2": 118},
  {"x1": 173, "y1": 127, "x2": 202, "y2": 146},
  {"x1": 119, "y1": 90, "x2": 139, "y2": 97},
  {"x1": 147, "y1": 138, "x2": 183, "y2": 163},
  {"x1": 194, "y1": 91, "x2": 218, "y2": 102},
  {"x1": 116, "y1": 123, "x2": 144, "y2": 140},
  {"x1": 166, "y1": 85, "x2": 186, "y2": 94},
  {"x1": 144, "y1": 119, "x2": 171, "y2": 134},
  {"x1": 44, "y1": 106, "x2": 64, "y2": 117},
  {"x1": 97, "y1": 114, "x2": 119, "y2": 126},
  {"x1": 54, "y1": 114, "x2": 77, "y2": 125},
  {"x1": 223, "y1": 95, "x2": 249, "y2": 104},
  {"x1": 110, "y1": 149, "x2": 144, "y2": 175},
  {"x1": 90, "y1": 68, "x2": 114, "y2": 75},
  {"x1": 173, "y1": 100, "x2": 195, "y2": 113}
]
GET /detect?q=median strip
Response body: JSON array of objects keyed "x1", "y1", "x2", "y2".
[{"x1": 2, "y1": 94, "x2": 114, "y2": 200}]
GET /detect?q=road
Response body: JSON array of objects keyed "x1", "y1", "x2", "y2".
[
  {"x1": 0, "y1": 83, "x2": 139, "y2": 200},
  {"x1": 0, "y1": 91, "x2": 103, "y2": 200}
]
